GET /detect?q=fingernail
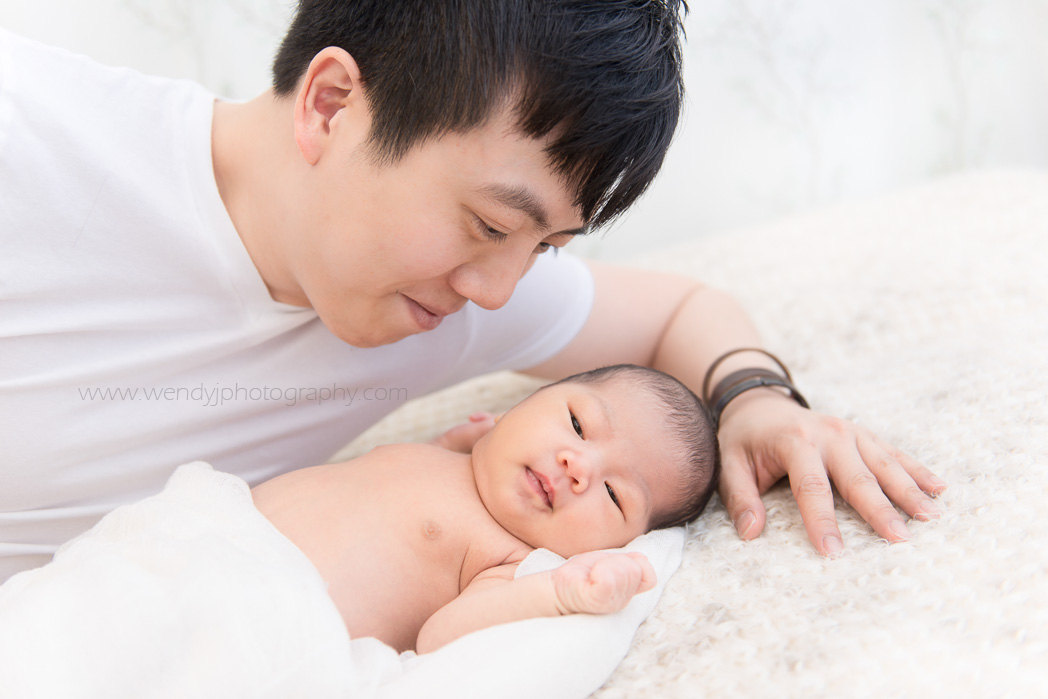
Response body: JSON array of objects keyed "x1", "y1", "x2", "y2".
[
  {"x1": 735, "y1": 510, "x2": 757, "y2": 539},
  {"x1": 928, "y1": 477, "x2": 947, "y2": 496},
  {"x1": 822, "y1": 536, "x2": 843, "y2": 557},
  {"x1": 914, "y1": 499, "x2": 942, "y2": 521},
  {"x1": 889, "y1": 520, "x2": 910, "y2": 541}
]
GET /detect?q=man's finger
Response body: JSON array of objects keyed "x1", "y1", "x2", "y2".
[
  {"x1": 718, "y1": 449, "x2": 767, "y2": 541},
  {"x1": 880, "y1": 438, "x2": 947, "y2": 498},
  {"x1": 856, "y1": 436, "x2": 942, "y2": 523},
  {"x1": 829, "y1": 440, "x2": 912, "y2": 543},
  {"x1": 785, "y1": 443, "x2": 843, "y2": 557}
]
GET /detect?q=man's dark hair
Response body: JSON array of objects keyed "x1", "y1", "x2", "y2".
[
  {"x1": 552, "y1": 364, "x2": 720, "y2": 530},
  {"x1": 272, "y1": 0, "x2": 687, "y2": 230}
]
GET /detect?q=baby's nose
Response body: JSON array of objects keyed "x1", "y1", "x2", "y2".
[{"x1": 558, "y1": 448, "x2": 597, "y2": 493}]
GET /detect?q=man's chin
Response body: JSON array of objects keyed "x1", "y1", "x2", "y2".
[
  {"x1": 336, "y1": 327, "x2": 419, "y2": 349},
  {"x1": 319, "y1": 316, "x2": 420, "y2": 349}
]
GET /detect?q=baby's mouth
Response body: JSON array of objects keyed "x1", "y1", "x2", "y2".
[{"x1": 525, "y1": 467, "x2": 554, "y2": 508}]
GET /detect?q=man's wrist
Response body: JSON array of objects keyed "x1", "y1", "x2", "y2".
[
  {"x1": 716, "y1": 385, "x2": 799, "y2": 427},
  {"x1": 702, "y1": 348, "x2": 809, "y2": 429}
]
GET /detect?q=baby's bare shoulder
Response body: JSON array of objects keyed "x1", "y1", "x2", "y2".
[{"x1": 357, "y1": 442, "x2": 461, "y2": 466}]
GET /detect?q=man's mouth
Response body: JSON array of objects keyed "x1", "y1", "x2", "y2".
[
  {"x1": 412, "y1": 298, "x2": 453, "y2": 318},
  {"x1": 402, "y1": 295, "x2": 449, "y2": 331},
  {"x1": 525, "y1": 467, "x2": 554, "y2": 508}
]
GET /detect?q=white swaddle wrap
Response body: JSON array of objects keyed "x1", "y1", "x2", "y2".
[{"x1": 0, "y1": 462, "x2": 683, "y2": 698}]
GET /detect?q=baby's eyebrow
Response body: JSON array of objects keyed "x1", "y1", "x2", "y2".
[
  {"x1": 590, "y1": 393, "x2": 613, "y2": 434},
  {"x1": 591, "y1": 392, "x2": 654, "y2": 521}
]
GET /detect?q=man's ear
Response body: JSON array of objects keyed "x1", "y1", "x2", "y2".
[{"x1": 293, "y1": 46, "x2": 368, "y2": 165}]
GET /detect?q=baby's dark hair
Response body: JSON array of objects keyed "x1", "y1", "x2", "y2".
[
  {"x1": 271, "y1": 0, "x2": 687, "y2": 230},
  {"x1": 551, "y1": 364, "x2": 720, "y2": 530}
]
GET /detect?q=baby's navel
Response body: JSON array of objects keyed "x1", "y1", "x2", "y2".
[{"x1": 422, "y1": 519, "x2": 442, "y2": 541}]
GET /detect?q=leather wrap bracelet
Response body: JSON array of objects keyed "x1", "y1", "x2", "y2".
[
  {"x1": 701, "y1": 347, "x2": 794, "y2": 401},
  {"x1": 711, "y1": 373, "x2": 810, "y2": 429},
  {"x1": 703, "y1": 349, "x2": 810, "y2": 430}
]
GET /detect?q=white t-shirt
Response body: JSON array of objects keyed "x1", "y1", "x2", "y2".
[{"x1": 0, "y1": 31, "x2": 595, "y2": 579}]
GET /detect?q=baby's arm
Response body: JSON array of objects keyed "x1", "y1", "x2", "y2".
[
  {"x1": 428, "y1": 412, "x2": 497, "y2": 453},
  {"x1": 415, "y1": 551, "x2": 655, "y2": 653}
]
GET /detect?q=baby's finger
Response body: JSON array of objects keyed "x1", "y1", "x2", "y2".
[
  {"x1": 582, "y1": 558, "x2": 635, "y2": 611},
  {"x1": 639, "y1": 557, "x2": 657, "y2": 593},
  {"x1": 623, "y1": 552, "x2": 657, "y2": 592},
  {"x1": 857, "y1": 436, "x2": 942, "y2": 521}
]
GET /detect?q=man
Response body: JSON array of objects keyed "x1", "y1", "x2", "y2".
[{"x1": 0, "y1": 0, "x2": 942, "y2": 580}]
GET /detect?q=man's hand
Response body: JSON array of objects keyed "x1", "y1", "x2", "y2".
[
  {"x1": 430, "y1": 412, "x2": 497, "y2": 453},
  {"x1": 552, "y1": 551, "x2": 656, "y2": 615},
  {"x1": 717, "y1": 391, "x2": 947, "y2": 556}
]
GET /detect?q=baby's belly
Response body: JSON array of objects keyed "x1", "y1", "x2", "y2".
[{"x1": 325, "y1": 523, "x2": 464, "y2": 653}]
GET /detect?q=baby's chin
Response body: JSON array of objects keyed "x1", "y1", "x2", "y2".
[
  {"x1": 513, "y1": 531, "x2": 634, "y2": 559},
  {"x1": 494, "y1": 520, "x2": 575, "y2": 557}
]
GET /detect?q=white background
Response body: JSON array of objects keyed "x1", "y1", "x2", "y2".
[{"x1": 3, "y1": 0, "x2": 1046, "y2": 259}]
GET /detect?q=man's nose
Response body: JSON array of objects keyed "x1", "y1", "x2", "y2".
[{"x1": 449, "y1": 251, "x2": 531, "y2": 311}]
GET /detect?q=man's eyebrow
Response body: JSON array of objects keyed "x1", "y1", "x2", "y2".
[{"x1": 477, "y1": 184, "x2": 588, "y2": 237}]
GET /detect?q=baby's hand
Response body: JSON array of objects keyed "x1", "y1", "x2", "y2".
[
  {"x1": 552, "y1": 551, "x2": 656, "y2": 615},
  {"x1": 430, "y1": 412, "x2": 497, "y2": 453}
]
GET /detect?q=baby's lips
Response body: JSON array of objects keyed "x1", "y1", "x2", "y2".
[{"x1": 525, "y1": 466, "x2": 553, "y2": 508}]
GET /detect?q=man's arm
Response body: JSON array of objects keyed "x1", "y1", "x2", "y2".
[
  {"x1": 415, "y1": 551, "x2": 655, "y2": 653},
  {"x1": 526, "y1": 261, "x2": 945, "y2": 556}
]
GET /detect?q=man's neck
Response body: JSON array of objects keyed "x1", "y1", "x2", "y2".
[{"x1": 211, "y1": 91, "x2": 309, "y2": 307}]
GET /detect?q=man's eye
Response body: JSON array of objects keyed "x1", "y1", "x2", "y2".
[
  {"x1": 483, "y1": 226, "x2": 508, "y2": 244},
  {"x1": 534, "y1": 242, "x2": 559, "y2": 256},
  {"x1": 606, "y1": 483, "x2": 622, "y2": 510},
  {"x1": 570, "y1": 411, "x2": 583, "y2": 438},
  {"x1": 474, "y1": 216, "x2": 508, "y2": 244}
]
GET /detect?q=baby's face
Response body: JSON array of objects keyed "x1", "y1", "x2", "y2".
[{"x1": 471, "y1": 378, "x2": 685, "y2": 557}]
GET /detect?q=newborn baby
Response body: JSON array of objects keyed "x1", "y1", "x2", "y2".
[{"x1": 252, "y1": 364, "x2": 720, "y2": 653}]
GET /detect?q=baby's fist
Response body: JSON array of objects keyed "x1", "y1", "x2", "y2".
[{"x1": 552, "y1": 551, "x2": 656, "y2": 615}]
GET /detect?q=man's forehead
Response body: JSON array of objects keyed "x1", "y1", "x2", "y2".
[{"x1": 470, "y1": 106, "x2": 588, "y2": 231}]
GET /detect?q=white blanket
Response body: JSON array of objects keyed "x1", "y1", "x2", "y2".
[{"x1": 0, "y1": 462, "x2": 683, "y2": 699}]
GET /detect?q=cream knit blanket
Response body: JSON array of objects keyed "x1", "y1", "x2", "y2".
[{"x1": 340, "y1": 170, "x2": 1048, "y2": 697}]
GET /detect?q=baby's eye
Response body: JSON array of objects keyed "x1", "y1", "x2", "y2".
[
  {"x1": 606, "y1": 483, "x2": 622, "y2": 510},
  {"x1": 570, "y1": 411, "x2": 583, "y2": 438}
]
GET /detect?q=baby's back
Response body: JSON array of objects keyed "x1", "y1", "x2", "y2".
[{"x1": 252, "y1": 444, "x2": 530, "y2": 652}]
